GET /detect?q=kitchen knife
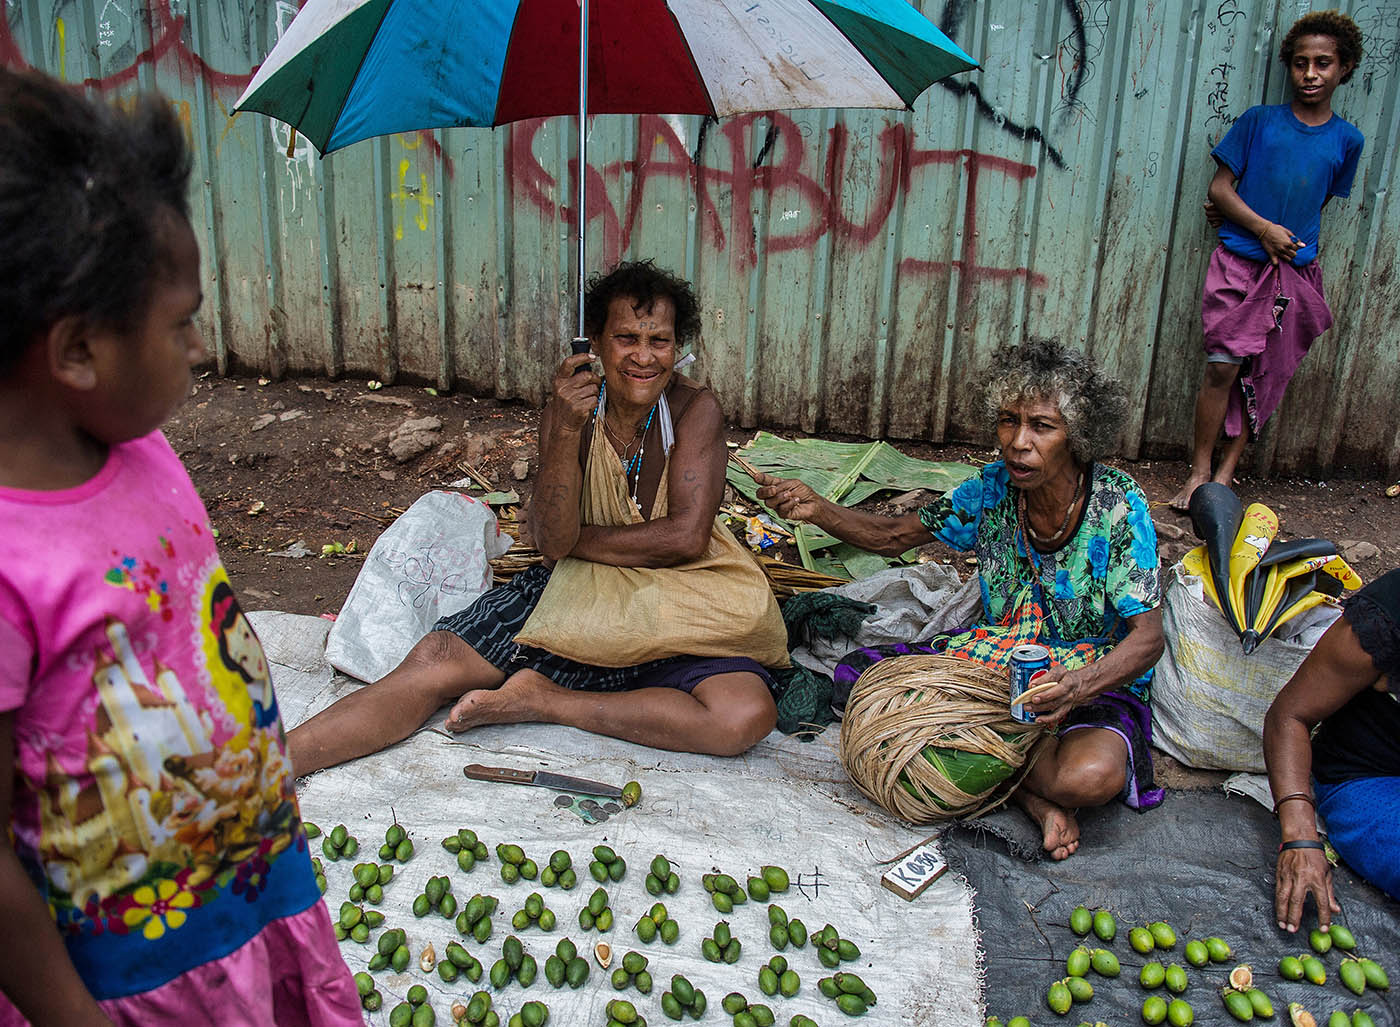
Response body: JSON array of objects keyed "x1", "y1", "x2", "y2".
[{"x1": 463, "y1": 763, "x2": 623, "y2": 799}]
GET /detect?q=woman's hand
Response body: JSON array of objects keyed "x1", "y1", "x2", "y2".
[
  {"x1": 753, "y1": 471, "x2": 826, "y2": 524},
  {"x1": 1275, "y1": 847, "x2": 1339, "y2": 933},
  {"x1": 549, "y1": 351, "x2": 601, "y2": 432},
  {"x1": 1022, "y1": 664, "x2": 1087, "y2": 727}
]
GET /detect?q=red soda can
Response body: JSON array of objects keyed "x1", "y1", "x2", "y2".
[{"x1": 1009, "y1": 643, "x2": 1051, "y2": 723}]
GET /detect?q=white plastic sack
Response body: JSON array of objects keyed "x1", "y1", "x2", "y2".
[
  {"x1": 324, "y1": 491, "x2": 512, "y2": 683},
  {"x1": 789, "y1": 561, "x2": 982, "y2": 677},
  {"x1": 1151, "y1": 562, "x2": 1341, "y2": 772}
]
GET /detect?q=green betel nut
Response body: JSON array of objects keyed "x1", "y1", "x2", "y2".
[
  {"x1": 1065, "y1": 976, "x2": 1093, "y2": 1002},
  {"x1": 1150, "y1": 921, "x2": 1178, "y2": 948},
  {"x1": 760, "y1": 866, "x2": 789, "y2": 893},
  {"x1": 1092, "y1": 909, "x2": 1116, "y2": 942},
  {"x1": 1167, "y1": 999, "x2": 1194, "y2": 1027}
]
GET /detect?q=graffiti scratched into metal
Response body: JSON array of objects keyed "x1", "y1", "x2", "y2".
[
  {"x1": 1355, "y1": 1, "x2": 1400, "y2": 91},
  {"x1": 1204, "y1": 60, "x2": 1237, "y2": 137}
]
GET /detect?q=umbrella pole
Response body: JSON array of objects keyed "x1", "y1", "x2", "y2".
[{"x1": 571, "y1": 0, "x2": 590, "y2": 357}]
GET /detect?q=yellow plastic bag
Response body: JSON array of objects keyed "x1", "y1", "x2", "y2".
[{"x1": 515, "y1": 424, "x2": 789, "y2": 669}]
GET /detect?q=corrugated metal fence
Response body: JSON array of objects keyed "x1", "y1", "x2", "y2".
[{"x1": 3, "y1": 1, "x2": 1397, "y2": 475}]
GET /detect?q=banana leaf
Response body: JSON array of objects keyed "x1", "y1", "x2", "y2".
[
  {"x1": 807, "y1": 544, "x2": 919, "y2": 581},
  {"x1": 726, "y1": 432, "x2": 977, "y2": 577}
]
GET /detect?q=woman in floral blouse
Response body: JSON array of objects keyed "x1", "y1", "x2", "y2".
[{"x1": 756, "y1": 339, "x2": 1164, "y2": 859}]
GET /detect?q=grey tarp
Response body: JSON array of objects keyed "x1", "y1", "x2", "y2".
[{"x1": 942, "y1": 789, "x2": 1399, "y2": 1026}]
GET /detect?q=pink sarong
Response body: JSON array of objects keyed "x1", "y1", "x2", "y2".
[
  {"x1": 1200, "y1": 245, "x2": 1332, "y2": 439},
  {"x1": 0, "y1": 902, "x2": 364, "y2": 1027}
]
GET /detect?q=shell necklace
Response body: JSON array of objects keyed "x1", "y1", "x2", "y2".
[{"x1": 1018, "y1": 466, "x2": 1086, "y2": 548}]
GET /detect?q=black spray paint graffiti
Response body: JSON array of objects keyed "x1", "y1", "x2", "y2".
[{"x1": 936, "y1": 0, "x2": 1094, "y2": 170}]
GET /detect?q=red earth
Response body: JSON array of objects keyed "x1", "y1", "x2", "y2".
[{"x1": 169, "y1": 373, "x2": 1399, "y2": 618}]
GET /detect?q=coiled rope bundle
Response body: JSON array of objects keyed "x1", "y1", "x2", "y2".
[{"x1": 838, "y1": 654, "x2": 1051, "y2": 823}]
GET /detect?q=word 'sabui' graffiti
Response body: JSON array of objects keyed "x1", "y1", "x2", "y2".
[{"x1": 509, "y1": 113, "x2": 1046, "y2": 296}]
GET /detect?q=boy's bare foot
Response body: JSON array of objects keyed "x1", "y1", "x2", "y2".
[
  {"x1": 1017, "y1": 790, "x2": 1081, "y2": 860},
  {"x1": 1169, "y1": 473, "x2": 1210, "y2": 512}
]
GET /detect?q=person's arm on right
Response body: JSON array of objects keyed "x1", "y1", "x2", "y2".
[
  {"x1": 1262, "y1": 620, "x2": 1380, "y2": 933},
  {"x1": 1206, "y1": 162, "x2": 1300, "y2": 266},
  {"x1": 0, "y1": 713, "x2": 115, "y2": 1026},
  {"x1": 753, "y1": 471, "x2": 934, "y2": 556}
]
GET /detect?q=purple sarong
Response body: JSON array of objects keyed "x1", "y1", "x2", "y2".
[{"x1": 1200, "y1": 245, "x2": 1332, "y2": 439}]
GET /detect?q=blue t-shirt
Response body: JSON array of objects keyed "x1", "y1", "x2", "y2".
[{"x1": 1213, "y1": 104, "x2": 1363, "y2": 267}]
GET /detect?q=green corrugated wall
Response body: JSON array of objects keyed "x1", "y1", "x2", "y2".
[{"x1": 4, "y1": 0, "x2": 1397, "y2": 475}]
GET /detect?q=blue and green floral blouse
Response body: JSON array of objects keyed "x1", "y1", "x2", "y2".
[{"x1": 917, "y1": 461, "x2": 1162, "y2": 698}]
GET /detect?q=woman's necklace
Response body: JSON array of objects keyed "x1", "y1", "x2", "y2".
[
  {"x1": 1018, "y1": 467, "x2": 1086, "y2": 547},
  {"x1": 602, "y1": 414, "x2": 644, "y2": 459},
  {"x1": 602, "y1": 405, "x2": 656, "y2": 510}
]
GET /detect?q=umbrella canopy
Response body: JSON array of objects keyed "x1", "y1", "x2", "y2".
[{"x1": 236, "y1": 0, "x2": 977, "y2": 156}]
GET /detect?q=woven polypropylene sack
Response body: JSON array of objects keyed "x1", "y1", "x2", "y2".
[
  {"x1": 325, "y1": 491, "x2": 512, "y2": 683},
  {"x1": 838, "y1": 654, "x2": 1048, "y2": 823},
  {"x1": 1152, "y1": 562, "x2": 1340, "y2": 772}
]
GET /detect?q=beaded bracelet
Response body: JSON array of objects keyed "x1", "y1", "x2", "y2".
[
  {"x1": 1272, "y1": 791, "x2": 1315, "y2": 815},
  {"x1": 1279, "y1": 839, "x2": 1327, "y2": 853}
]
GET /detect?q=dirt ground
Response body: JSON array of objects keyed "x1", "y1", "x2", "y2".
[
  {"x1": 169, "y1": 371, "x2": 1400, "y2": 617},
  {"x1": 168, "y1": 372, "x2": 1400, "y2": 790}
]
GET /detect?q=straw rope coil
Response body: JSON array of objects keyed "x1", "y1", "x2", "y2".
[{"x1": 838, "y1": 654, "x2": 1050, "y2": 823}]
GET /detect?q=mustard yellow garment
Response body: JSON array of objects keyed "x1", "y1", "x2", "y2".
[{"x1": 515, "y1": 419, "x2": 789, "y2": 668}]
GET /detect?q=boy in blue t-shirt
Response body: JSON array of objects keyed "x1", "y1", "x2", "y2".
[{"x1": 1172, "y1": 12, "x2": 1363, "y2": 510}]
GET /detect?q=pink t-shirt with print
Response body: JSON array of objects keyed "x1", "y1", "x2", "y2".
[{"x1": 0, "y1": 431, "x2": 357, "y2": 1022}]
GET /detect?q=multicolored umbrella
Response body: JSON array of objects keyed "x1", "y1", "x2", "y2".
[{"x1": 234, "y1": 0, "x2": 976, "y2": 343}]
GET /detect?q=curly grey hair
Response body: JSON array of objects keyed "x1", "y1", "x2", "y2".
[{"x1": 981, "y1": 338, "x2": 1128, "y2": 463}]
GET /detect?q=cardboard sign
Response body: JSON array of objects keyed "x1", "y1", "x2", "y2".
[{"x1": 880, "y1": 843, "x2": 948, "y2": 901}]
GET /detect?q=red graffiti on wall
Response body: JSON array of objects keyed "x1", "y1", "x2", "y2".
[
  {"x1": 0, "y1": 0, "x2": 254, "y2": 89},
  {"x1": 509, "y1": 113, "x2": 1047, "y2": 298},
  {"x1": 0, "y1": 2, "x2": 453, "y2": 171}
]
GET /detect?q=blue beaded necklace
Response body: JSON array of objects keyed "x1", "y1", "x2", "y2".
[{"x1": 596, "y1": 383, "x2": 658, "y2": 510}]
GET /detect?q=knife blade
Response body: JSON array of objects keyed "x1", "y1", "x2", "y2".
[{"x1": 463, "y1": 763, "x2": 623, "y2": 799}]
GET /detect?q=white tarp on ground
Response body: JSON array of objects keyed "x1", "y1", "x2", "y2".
[{"x1": 253, "y1": 611, "x2": 982, "y2": 1025}]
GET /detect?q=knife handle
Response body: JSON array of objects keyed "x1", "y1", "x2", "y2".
[{"x1": 464, "y1": 764, "x2": 534, "y2": 785}]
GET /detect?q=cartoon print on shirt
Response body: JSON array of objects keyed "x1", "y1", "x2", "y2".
[{"x1": 32, "y1": 560, "x2": 301, "y2": 938}]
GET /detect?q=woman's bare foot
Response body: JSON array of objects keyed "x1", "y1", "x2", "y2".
[
  {"x1": 445, "y1": 670, "x2": 547, "y2": 731},
  {"x1": 1017, "y1": 790, "x2": 1081, "y2": 860},
  {"x1": 1169, "y1": 473, "x2": 1209, "y2": 512}
]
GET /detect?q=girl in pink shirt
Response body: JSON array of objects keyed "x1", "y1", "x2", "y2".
[{"x1": 0, "y1": 69, "x2": 361, "y2": 1025}]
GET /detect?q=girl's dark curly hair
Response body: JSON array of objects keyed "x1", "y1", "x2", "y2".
[
  {"x1": 1281, "y1": 11, "x2": 1363, "y2": 83},
  {"x1": 583, "y1": 259, "x2": 702, "y2": 345},
  {"x1": 981, "y1": 338, "x2": 1129, "y2": 464},
  {"x1": 0, "y1": 68, "x2": 193, "y2": 373}
]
